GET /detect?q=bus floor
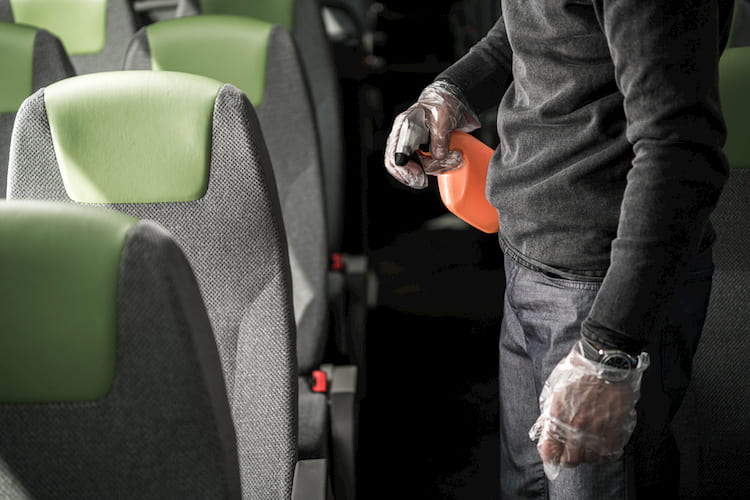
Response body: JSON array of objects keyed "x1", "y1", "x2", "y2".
[{"x1": 358, "y1": 213, "x2": 505, "y2": 499}]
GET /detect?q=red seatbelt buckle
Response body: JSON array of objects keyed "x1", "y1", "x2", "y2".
[
  {"x1": 330, "y1": 252, "x2": 344, "y2": 271},
  {"x1": 311, "y1": 370, "x2": 328, "y2": 393}
]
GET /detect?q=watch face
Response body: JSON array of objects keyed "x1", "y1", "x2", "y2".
[
  {"x1": 599, "y1": 353, "x2": 634, "y2": 382},
  {"x1": 602, "y1": 353, "x2": 634, "y2": 370}
]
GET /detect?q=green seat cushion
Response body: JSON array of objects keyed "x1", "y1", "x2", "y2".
[
  {"x1": 45, "y1": 71, "x2": 222, "y2": 203},
  {"x1": 9, "y1": 0, "x2": 107, "y2": 55},
  {"x1": 0, "y1": 22, "x2": 35, "y2": 113},
  {"x1": 199, "y1": 0, "x2": 294, "y2": 29},
  {"x1": 0, "y1": 201, "x2": 136, "y2": 402},
  {"x1": 720, "y1": 47, "x2": 750, "y2": 169},
  {"x1": 146, "y1": 15, "x2": 271, "y2": 106}
]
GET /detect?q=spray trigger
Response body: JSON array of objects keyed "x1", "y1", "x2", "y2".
[{"x1": 394, "y1": 108, "x2": 431, "y2": 167}]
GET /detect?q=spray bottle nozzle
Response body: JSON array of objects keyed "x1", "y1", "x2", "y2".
[{"x1": 394, "y1": 108, "x2": 430, "y2": 166}]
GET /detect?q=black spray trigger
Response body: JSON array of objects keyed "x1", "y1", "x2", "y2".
[
  {"x1": 394, "y1": 107, "x2": 430, "y2": 167},
  {"x1": 393, "y1": 136, "x2": 432, "y2": 167}
]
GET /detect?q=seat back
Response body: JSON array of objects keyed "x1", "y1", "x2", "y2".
[
  {"x1": 673, "y1": 46, "x2": 750, "y2": 498},
  {"x1": 719, "y1": 47, "x2": 750, "y2": 168},
  {"x1": 125, "y1": 15, "x2": 329, "y2": 375},
  {"x1": 0, "y1": 22, "x2": 73, "y2": 195},
  {"x1": 6, "y1": 71, "x2": 298, "y2": 499},
  {"x1": 0, "y1": 200, "x2": 241, "y2": 499},
  {"x1": 730, "y1": 0, "x2": 750, "y2": 47},
  {"x1": 178, "y1": 0, "x2": 345, "y2": 251},
  {"x1": 0, "y1": 0, "x2": 138, "y2": 73}
]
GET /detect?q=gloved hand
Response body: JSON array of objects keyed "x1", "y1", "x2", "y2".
[
  {"x1": 384, "y1": 80, "x2": 480, "y2": 189},
  {"x1": 529, "y1": 342, "x2": 649, "y2": 480}
]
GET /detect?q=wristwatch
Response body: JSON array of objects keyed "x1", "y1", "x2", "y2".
[{"x1": 578, "y1": 337, "x2": 640, "y2": 382}]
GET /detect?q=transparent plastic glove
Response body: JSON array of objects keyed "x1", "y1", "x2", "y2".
[
  {"x1": 528, "y1": 343, "x2": 649, "y2": 480},
  {"x1": 384, "y1": 80, "x2": 480, "y2": 189}
]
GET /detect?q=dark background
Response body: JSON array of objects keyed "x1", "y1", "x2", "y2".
[{"x1": 332, "y1": 2, "x2": 507, "y2": 498}]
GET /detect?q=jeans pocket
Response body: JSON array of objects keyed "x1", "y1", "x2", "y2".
[{"x1": 538, "y1": 270, "x2": 604, "y2": 291}]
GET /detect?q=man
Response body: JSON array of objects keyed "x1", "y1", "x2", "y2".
[{"x1": 384, "y1": 1, "x2": 734, "y2": 498}]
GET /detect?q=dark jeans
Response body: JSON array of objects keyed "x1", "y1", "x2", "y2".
[{"x1": 499, "y1": 251, "x2": 714, "y2": 499}]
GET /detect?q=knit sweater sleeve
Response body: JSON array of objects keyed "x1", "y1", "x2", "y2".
[
  {"x1": 580, "y1": 0, "x2": 731, "y2": 353},
  {"x1": 435, "y1": 15, "x2": 514, "y2": 115}
]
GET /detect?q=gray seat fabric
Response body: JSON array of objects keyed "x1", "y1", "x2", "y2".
[
  {"x1": 0, "y1": 25, "x2": 74, "y2": 196},
  {"x1": 178, "y1": 0, "x2": 346, "y2": 251},
  {"x1": 126, "y1": 22, "x2": 329, "y2": 378},
  {"x1": 731, "y1": 0, "x2": 750, "y2": 47},
  {"x1": 125, "y1": 20, "x2": 331, "y2": 460},
  {"x1": 0, "y1": 201, "x2": 242, "y2": 500},
  {"x1": 292, "y1": 0, "x2": 345, "y2": 251},
  {"x1": 0, "y1": 0, "x2": 138, "y2": 73},
  {"x1": 672, "y1": 169, "x2": 750, "y2": 498},
  {"x1": 671, "y1": 44, "x2": 750, "y2": 497},
  {"x1": 7, "y1": 79, "x2": 298, "y2": 499}
]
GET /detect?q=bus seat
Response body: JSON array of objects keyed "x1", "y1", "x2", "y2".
[
  {"x1": 124, "y1": 19, "x2": 358, "y2": 497},
  {"x1": 176, "y1": 0, "x2": 346, "y2": 253},
  {"x1": 0, "y1": 200, "x2": 242, "y2": 499},
  {"x1": 672, "y1": 46, "x2": 750, "y2": 497},
  {"x1": 5, "y1": 71, "x2": 313, "y2": 499},
  {"x1": 0, "y1": 0, "x2": 138, "y2": 73},
  {"x1": 126, "y1": 12, "x2": 328, "y2": 399},
  {"x1": 173, "y1": 5, "x2": 370, "y2": 440},
  {"x1": 0, "y1": 22, "x2": 74, "y2": 196}
]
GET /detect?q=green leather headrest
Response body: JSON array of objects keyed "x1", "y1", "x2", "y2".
[
  {"x1": 720, "y1": 47, "x2": 750, "y2": 169},
  {"x1": 146, "y1": 15, "x2": 272, "y2": 106},
  {"x1": 45, "y1": 71, "x2": 223, "y2": 203},
  {"x1": 0, "y1": 201, "x2": 136, "y2": 402},
  {"x1": 9, "y1": 0, "x2": 107, "y2": 55},
  {"x1": 0, "y1": 22, "x2": 35, "y2": 113},
  {"x1": 199, "y1": 0, "x2": 294, "y2": 30}
]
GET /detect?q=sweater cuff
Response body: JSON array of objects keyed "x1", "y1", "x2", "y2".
[{"x1": 581, "y1": 319, "x2": 646, "y2": 355}]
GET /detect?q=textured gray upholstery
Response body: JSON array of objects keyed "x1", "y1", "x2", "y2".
[
  {"x1": 292, "y1": 0, "x2": 345, "y2": 251},
  {"x1": 123, "y1": 26, "x2": 150, "y2": 69},
  {"x1": 673, "y1": 168, "x2": 750, "y2": 498},
  {"x1": 7, "y1": 83, "x2": 298, "y2": 499},
  {"x1": 124, "y1": 20, "x2": 330, "y2": 464},
  {"x1": 0, "y1": 1, "x2": 11, "y2": 21},
  {"x1": 32, "y1": 29, "x2": 75, "y2": 86},
  {"x1": 0, "y1": 456, "x2": 32, "y2": 500},
  {"x1": 124, "y1": 23, "x2": 329, "y2": 376},
  {"x1": 260, "y1": 25, "x2": 329, "y2": 375},
  {"x1": 175, "y1": 0, "x2": 199, "y2": 17},
  {"x1": 0, "y1": 218, "x2": 242, "y2": 499},
  {"x1": 176, "y1": 0, "x2": 345, "y2": 250},
  {"x1": 0, "y1": 113, "x2": 13, "y2": 196},
  {"x1": 1, "y1": 27, "x2": 74, "y2": 197},
  {"x1": 0, "y1": 0, "x2": 137, "y2": 73},
  {"x1": 731, "y1": 0, "x2": 750, "y2": 47}
]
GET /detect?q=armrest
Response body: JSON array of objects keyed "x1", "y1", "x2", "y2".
[{"x1": 292, "y1": 459, "x2": 331, "y2": 500}]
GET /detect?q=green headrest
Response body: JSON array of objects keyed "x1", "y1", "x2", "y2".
[
  {"x1": 0, "y1": 22, "x2": 35, "y2": 113},
  {"x1": 9, "y1": 0, "x2": 107, "y2": 55},
  {"x1": 199, "y1": 0, "x2": 294, "y2": 30},
  {"x1": 0, "y1": 201, "x2": 136, "y2": 403},
  {"x1": 719, "y1": 47, "x2": 750, "y2": 169},
  {"x1": 45, "y1": 71, "x2": 223, "y2": 203},
  {"x1": 146, "y1": 15, "x2": 272, "y2": 106}
]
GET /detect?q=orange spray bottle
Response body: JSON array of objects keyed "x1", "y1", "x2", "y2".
[
  {"x1": 394, "y1": 111, "x2": 499, "y2": 234},
  {"x1": 437, "y1": 131, "x2": 498, "y2": 234}
]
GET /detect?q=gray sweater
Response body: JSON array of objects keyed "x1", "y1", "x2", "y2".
[{"x1": 439, "y1": 0, "x2": 734, "y2": 353}]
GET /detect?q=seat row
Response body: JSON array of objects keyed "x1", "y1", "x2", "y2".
[
  {"x1": 0, "y1": 0, "x2": 365, "y2": 498},
  {"x1": 1, "y1": 0, "x2": 347, "y2": 250}
]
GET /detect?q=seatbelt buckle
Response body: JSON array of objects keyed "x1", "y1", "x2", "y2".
[
  {"x1": 311, "y1": 370, "x2": 328, "y2": 393},
  {"x1": 330, "y1": 252, "x2": 345, "y2": 271}
]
